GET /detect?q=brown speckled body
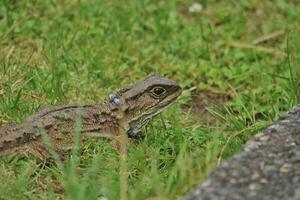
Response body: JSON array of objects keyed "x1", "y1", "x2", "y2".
[
  {"x1": 0, "y1": 76, "x2": 182, "y2": 160},
  {"x1": 0, "y1": 103, "x2": 120, "y2": 160}
]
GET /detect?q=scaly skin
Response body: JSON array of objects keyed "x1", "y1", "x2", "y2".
[{"x1": 0, "y1": 76, "x2": 182, "y2": 160}]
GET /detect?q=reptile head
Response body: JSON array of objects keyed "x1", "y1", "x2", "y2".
[{"x1": 115, "y1": 76, "x2": 182, "y2": 137}]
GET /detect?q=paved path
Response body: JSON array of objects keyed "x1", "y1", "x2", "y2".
[{"x1": 186, "y1": 105, "x2": 300, "y2": 200}]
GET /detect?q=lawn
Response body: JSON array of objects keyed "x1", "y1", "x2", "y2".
[{"x1": 0, "y1": 0, "x2": 300, "y2": 199}]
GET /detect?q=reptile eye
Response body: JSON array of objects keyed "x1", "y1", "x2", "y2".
[{"x1": 151, "y1": 86, "x2": 166, "y2": 97}]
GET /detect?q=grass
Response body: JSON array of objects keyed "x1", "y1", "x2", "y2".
[{"x1": 0, "y1": 0, "x2": 300, "y2": 199}]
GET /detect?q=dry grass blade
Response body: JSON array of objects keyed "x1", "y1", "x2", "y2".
[
  {"x1": 23, "y1": 92, "x2": 48, "y2": 103},
  {"x1": 253, "y1": 30, "x2": 284, "y2": 45},
  {"x1": 229, "y1": 42, "x2": 287, "y2": 59},
  {"x1": 5, "y1": 46, "x2": 15, "y2": 61},
  {"x1": 181, "y1": 86, "x2": 197, "y2": 96},
  {"x1": 118, "y1": 105, "x2": 129, "y2": 200}
]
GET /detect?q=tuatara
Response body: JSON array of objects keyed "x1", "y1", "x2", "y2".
[{"x1": 0, "y1": 76, "x2": 182, "y2": 161}]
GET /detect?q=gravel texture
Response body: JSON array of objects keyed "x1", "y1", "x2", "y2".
[{"x1": 186, "y1": 105, "x2": 300, "y2": 200}]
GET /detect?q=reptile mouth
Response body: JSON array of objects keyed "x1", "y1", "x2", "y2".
[{"x1": 164, "y1": 86, "x2": 182, "y2": 102}]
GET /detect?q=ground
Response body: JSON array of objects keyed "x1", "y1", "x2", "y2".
[{"x1": 0, "y1": 0, "x2": 300, "y2": 199}]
